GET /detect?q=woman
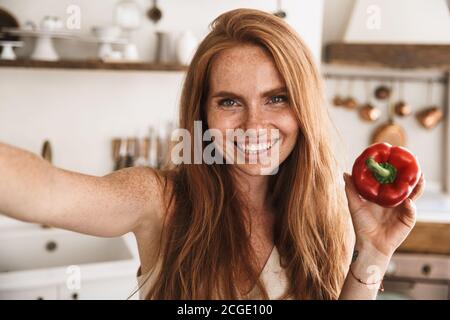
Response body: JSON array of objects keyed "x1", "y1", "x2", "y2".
[{"x1": 0, "y1": 9, "x2": 423, "y2": 300}]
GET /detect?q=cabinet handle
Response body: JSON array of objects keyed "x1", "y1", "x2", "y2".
[
  {"x1": 421, "y1": 264, "x2": 432, "y2": 275},
  {"x1": 45, "y1": 240, "x2": 58, "y2": 252}
]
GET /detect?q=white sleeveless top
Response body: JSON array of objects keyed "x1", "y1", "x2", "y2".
[{"x1": 136, "y1": 246, "x2": 290, "y2": 299}]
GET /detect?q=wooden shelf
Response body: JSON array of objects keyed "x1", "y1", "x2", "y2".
[
  {"x1": 325, "y1": 43, "x2": 450, "y2": 70},
  {"x1": 0, "y1": 59, "x2": 189, "y2": 72}
]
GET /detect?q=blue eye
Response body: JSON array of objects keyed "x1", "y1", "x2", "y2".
[
  {"x1": 270, "y1": 95, "x2": 288, "y2": 104},
  {"x1": 218, "y1": 99, "x2": 238, "y2": 107}
]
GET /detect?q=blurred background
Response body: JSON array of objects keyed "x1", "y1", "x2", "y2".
[{"x1": 0, "y1": 0, "x2": 449, "y2": 300}]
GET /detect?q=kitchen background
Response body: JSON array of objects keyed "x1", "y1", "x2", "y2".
[{"x1": 0, "y1": 0, "x2": 449, "y2": 300}]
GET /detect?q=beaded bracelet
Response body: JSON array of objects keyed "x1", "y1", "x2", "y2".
[{"x1": 349, "y1": 265, "x2": 384, "y2": 292}]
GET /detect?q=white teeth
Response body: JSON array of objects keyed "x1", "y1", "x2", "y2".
[{"x1": 236, "y1": 138, "x2": 279, "y2": 154}]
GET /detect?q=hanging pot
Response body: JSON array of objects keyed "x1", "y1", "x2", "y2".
[
  {"x1": 393, "y1": 81, "x2": 412, "y2": 117},
  {"x1": 415, "y1": 81, "x2": 443, "y2": 130},
  {"x1": 416, "y1": 106, "x2": 443, "y2": 129},
  {"x1": 359, "y1": 103, "x2": 381, "y2": 122},
  {"x1": 394, "y1": 101, "x2": 412, "y2": 117},
  {"x1": 332, "y1": 78, "x2": 344, "y2": 106},
  {"x1": 358, "y1": 80, "x2": 380, "y2": 122},
  {"x1": 147, "y1": 0, "x2": 162, "y2": 24},
  {"x1": 342, "y1": 79, "x2": 358, "y2": 109},
  {"x1": 374, "y1": 85, "x2": 391, "y2": 100}
]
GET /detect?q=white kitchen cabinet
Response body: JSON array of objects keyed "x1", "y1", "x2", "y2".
[
  {"x1": 0, "y1": 286, "x2": 58, "y2": 300},
  {"x1": 0, "y1": 220, "x2": 140, "y2": 300},
  {"x1": 58, "y1": 276, "x2": 138, "y2": 300}
]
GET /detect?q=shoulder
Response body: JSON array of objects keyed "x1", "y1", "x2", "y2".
[{"x1": 121, "y1": 167, "x2": 176, "y2": 232}]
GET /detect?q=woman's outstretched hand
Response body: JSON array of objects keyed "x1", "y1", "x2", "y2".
[{"x1": 343, "y1": 173, "x2": 425, "y2": 257}]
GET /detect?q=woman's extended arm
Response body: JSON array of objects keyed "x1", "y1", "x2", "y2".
[
  {"x1": 0, "y1": 142, "x2": 163, "y2": 237},
  {"x1": 339, "y1": 173, "x2": 425, "y2": 300}
]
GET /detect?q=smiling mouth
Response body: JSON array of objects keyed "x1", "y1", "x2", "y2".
[{"x1": 234, "y1": 138, "x2": 280, "y2": 154}]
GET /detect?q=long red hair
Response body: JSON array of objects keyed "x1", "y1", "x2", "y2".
[{"x1": 144, "y1": 8, "x2": 349, "y2": 300}]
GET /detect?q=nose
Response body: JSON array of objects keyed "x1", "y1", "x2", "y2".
[{"x1": 242, "y1": 103, "x2": 267, "y2": 132}]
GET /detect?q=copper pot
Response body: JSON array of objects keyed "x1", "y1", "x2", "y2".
[
  {"x1": 342, "y1": 97, "x2": 358, "y2": 109},
  {"x1": 374, "y1": 85, "x2": 391, "y2": 100},
  {"x1": 332, "y1": 95, "x2": 344, "y2": 107},
  {"x1": 341, "y1": 79, "x2": 358, "y2": 109},
  {"x1": 416, "y1": 106, "x2": 443, "y2": 130},
  {"x1": 331, "y1": 79, "x2": 344, "y2": 107},
  {"x1": 394, "y1": 101, "x2": 412, "y2": 117},
  {"x1": 359, "y1": 103, "x2": 381, "y2": 122}
]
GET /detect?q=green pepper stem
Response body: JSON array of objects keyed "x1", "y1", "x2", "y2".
[{"x1": 366, "y1": 157, "x2": 391, "y2": 178}]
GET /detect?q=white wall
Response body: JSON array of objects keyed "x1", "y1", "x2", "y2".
[
  {"x1": 322, "y1": 0, "x2": 450, "y2": 45},
  {"x1": 321, "y1": 0, "x2": 449, "y2": 188},
  {"x1": 0, "y1": 0, "x2": 324, "y2": 175},
  {"x1": 321, "y1": 0, "x2": 355, "y2": 46},
  {"x1": 322, "y1": 67, "x2": 447, "y2": 189}
]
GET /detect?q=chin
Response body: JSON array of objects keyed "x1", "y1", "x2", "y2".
[{"x1": 234, "y1": 163, "x2": 280, "y2": 176}]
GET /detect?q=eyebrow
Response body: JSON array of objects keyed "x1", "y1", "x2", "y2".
[{"x1": 211, "y1": 86, "x2": 287, "y2": 100}]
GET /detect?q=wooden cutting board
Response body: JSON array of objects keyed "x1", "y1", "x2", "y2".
[{"x1": 398, "y1": 222, "x2": 450, "y2": 255}]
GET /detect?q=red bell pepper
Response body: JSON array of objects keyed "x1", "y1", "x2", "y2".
[{"x1": 351, "y1": 142, "x2": 421, "y2": 207}]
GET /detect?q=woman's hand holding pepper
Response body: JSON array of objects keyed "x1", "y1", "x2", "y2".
[
  {"x1": 345, "y1": 143, "x2": 425, "y2": 257},
  {"x1": 344, "y1": 172, "x2": 425, "y2": 258}
]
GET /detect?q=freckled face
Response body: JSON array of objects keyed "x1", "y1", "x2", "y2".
[{"x1": 205, "y1": 44, "x2": 299, "y2": 176}]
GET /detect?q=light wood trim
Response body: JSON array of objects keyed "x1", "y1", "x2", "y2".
[
  {"x1": 398, "y1": 222, "x2": 450, "y2": 255},
  {"x1": 0, "y1": 59, "x2": 188, "y2": 72}
]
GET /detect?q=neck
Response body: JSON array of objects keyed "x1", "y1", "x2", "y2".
[{"x1": 231, "y1": 168, "x2": 272, "y2": 215}]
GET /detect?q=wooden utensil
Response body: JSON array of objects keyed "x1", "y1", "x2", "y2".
[
  {"x1": 114, "y1": 138, "x2": 128, "y2": 171},
  {"x1": 112, "y1": 138, "x2": 121, "y2": 163},
  {"x1": 371, "y1": 121, "x2": 407, "y2": 146},
  {"x1": 371, "y1": 83, "x2": 407, "y2": 146},
  {"x1": 41, "y1": 140, "x2": 52, "y2": 163},
  {"x1": 273, "y1": 0, "x2": 287, "y2": 18},
  {"x1": 40, "y1": 139, "x2": 53, "y2": 228}
]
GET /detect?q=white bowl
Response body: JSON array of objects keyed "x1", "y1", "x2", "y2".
[{"x1": 91, "y1": 26, "x2": 121, "y2": 43}]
